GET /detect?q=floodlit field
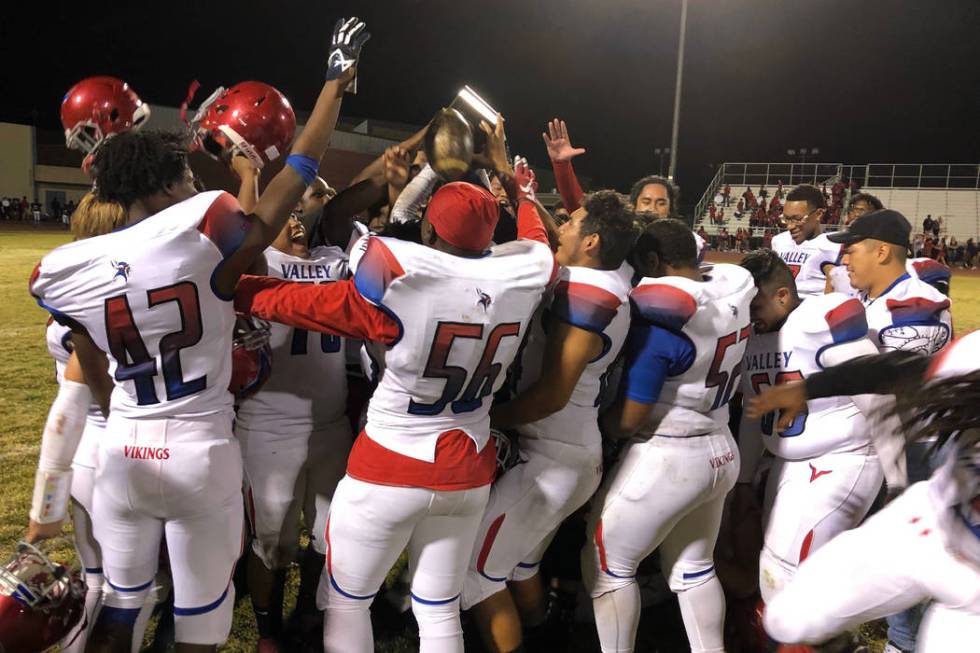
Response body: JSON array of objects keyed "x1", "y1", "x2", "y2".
[{"x1": 1, "y1": 229, "x2": 976, "y2": 651}]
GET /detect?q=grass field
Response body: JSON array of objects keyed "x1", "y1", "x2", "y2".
[{"x1": 2, "y1": 228, "x2": 977, "y2": 651}]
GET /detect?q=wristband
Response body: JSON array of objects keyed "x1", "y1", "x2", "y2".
[
  {"x1": 30, "y1": 468, "x2": 73, "y2": 523},
  {"x1": 286, "y1": 154, "x2": 320, "y2": 186}
]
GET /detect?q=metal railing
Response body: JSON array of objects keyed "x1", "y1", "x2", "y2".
[{"x1": 841, "y1": 163, "x2": 980, "y2": 189}]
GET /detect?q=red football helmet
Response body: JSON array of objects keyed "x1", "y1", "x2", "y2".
[
  {"x1": 192, "y1": 81, "x2": 296, "y2": 169},
  {"x1": 229, "y1": 316, "x2": 272, "y2": 400},
  {"x1": 60, "y1": 76, "x2": 150, "y2": 155},
  {"x1": 0, "y1": 542, "x2": 85, "y2": 652}
]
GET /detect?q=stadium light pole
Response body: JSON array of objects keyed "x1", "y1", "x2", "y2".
[{"x1": 667, "y1": 0, "x2": 688, "y2": 182}]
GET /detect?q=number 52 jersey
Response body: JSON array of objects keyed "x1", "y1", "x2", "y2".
[{"x1": 30, "y1": 191, "x2": 247, "y2": 419}]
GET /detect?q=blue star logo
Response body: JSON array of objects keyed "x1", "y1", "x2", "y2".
[{"x1": 111, "y1": 260, "x2": 131, "y2": 282}]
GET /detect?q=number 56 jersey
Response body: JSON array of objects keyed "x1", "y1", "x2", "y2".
[
  {"x1": 740, "y1": 293, "x2": 880, "y2": 460},
  {"x1": 30, "y1": 191, "x2": 247, "y2": 419}
]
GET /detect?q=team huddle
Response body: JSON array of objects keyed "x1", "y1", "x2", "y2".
[{"x1": 1, "y1": 16, "x2": 977, "y2": 653}]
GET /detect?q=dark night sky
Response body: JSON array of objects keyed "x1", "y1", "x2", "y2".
[{"x1": 4, "y1": 0, "x2": 979, "y2": 205}]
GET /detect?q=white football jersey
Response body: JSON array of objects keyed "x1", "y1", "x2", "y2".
[
  {"x1": 771, "y1": 230, "x2": 841, "y2": 297},
  {"x1": 31, "y1": 191, "x2": 245, "y2": 419},
  {"x1": 236, "y1": 245, "x2": 350, "y2": 436},
  {"x1": 862, "y1": 272, "x2": 952, "y2": 355},
  {"x1": 694, "y1": 231, "x2": 706, "y2": 263},
  {"x1": 625, "y1": 263, "x2": 756, "y2": 437},
  {"x1": 828, "y1": 258, "x2": 951, "y2": 298},
  {"x1": 513, "y1": 263, "x2": 633, "y2": 453},
  {"x1": 348, "y1": 234, "x2": 555, "y2": 461},
  {"x1": 741, "y1": 293, "x2": 878, "y2": 460}
]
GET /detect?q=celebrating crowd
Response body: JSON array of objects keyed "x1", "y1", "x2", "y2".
[{"x1": 2, "y1": 15, "x2": 977, "y2": 653}]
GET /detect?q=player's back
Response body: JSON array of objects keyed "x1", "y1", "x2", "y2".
[
  {"x1": 349, "y1": 234, "x2": 554, "y2": 459},
  {"x1": 629, "y1": 263, "x2": 755, "y2": 437},
  {"x1": 31, "y1": 191, "x2": 245, "y2": 419},
  {"x1": 236, "y1": 245, "x2": 350, "y2": 434},
  {"x1": 771, "y1": 230, "x2": 840, "y2": 297},
  {"x1": 742, "y1": 293, "x2": 872, "y2": 460},
  {"x1": 513, "y1": 262, "x2": 633, "y2": 452}
]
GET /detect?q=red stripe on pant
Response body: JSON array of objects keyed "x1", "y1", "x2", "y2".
[{"x1": 476, "y1": 513, "x2": 506, "y2": 577}]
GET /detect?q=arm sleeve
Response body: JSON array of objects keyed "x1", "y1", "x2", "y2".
[
  {"x1": 235, "y1": 275, "x2": 400, "y2": 345},
  {"x1": 804, "y1": 350, "x2": 930, "y2": 399},
  {"x1": 390, "y1": 164, "x2": 439, "y2": 224},
  {"x1": 551, "y1": 159, "x2": 584, "y2": 213},
  {"x1": 622, "y1": 322, "x2": 695, "y2": 404},
  {"x1": 517, "y1": 198, "x2": 550, "y2": 245}
]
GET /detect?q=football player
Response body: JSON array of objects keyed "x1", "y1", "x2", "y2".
[
  {"x1": 233, "y1": 148, "x2": 556, "y2": 653},
  {"x1": 734, "y1": 250, "x2": 885, "y2": 632},
  {"x1": 757, "y1": 332, "x2": 980, "y2": 652},
  {"x1": 541, "y1": 118, "x2": 705, "y2": 259},
  {"x1": 234, "y1": 211, "x2": 353, "y2": 651},
  {"x1": 29, "y1": 18, "x2": 367, "y2": 652},
  {"x1": 770, "y1": 184, "x2": 841, "y2": 297},
  {"x1": 581, "y1": 219, "x2": 756, "y2": 653},
  {"x1": 462, "y1": 190, "x2": 636, "y2": 653}
]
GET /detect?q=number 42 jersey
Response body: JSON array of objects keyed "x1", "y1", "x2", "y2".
[{"x1": 30, "y1": 191, "x2": 247, "y2": 419}]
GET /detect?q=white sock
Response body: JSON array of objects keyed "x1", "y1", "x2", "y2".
[
  {"x1": 323, "y1": 605, "x2": 373, "y2": 653},
  {"x1": 593, "y1": 583, "x2": 641, "y2": 653},
  {"x1": 676, "y1": 577, "x2": 727, "y2": 653}
]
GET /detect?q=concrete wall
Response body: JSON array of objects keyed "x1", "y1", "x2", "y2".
[{"x1": 0, "y1": 123, "x2": 34, "y2": 199}]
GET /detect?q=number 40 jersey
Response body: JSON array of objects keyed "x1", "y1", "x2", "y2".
[
  {"x1": 235, "y1": 246, "x2": 350, "y2": 436},
  {"x1": 30, "y1": 191, "x2": 246, "y2": 419},
  {"x1": 740, "y1": 293, "x2": 880, "y2": 460}
]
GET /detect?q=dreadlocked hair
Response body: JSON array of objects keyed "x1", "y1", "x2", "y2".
[
  {"x1": 893, "y1": 370, "x2": 980, "y2": 456},
  {"x1": 94, "y1": 130, "x2": 190, "y2": 208}
]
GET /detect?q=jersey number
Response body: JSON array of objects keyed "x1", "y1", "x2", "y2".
[
  {"x1": 104, "y1": 281, "x2": 205, "y2": 406},
  {"x1": 408, "y1": 321, "x2": 521, "y2": 416},
  {"x1": 750, "y1": 370, "x2": 808, "y2": 436},
  {"x1": 705, "y1": 326, "x2": 752, "y2": 410},
  {"x1": 290, "y1": 328, "x2": 341, "y2": 355}
]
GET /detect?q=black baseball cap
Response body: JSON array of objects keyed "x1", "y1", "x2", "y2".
[{"x1": 827, "y1": 209, "x2": 911, "y2": 247}]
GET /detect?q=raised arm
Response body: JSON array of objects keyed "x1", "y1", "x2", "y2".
[
  {"x1": 214, "y1": 17, "x2": 370, "y2": 296},
  {"x1": 543, "y1": 119, "x2": 585, "y2": 212}
]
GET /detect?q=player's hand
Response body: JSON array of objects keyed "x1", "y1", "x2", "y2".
[
  {"x1": 383, "y1": 145, "x2": 411, "y2": 190},
  {"x1": 746, "y1": 380, "x2": 807, "y2": 431},
  {"x1": 477, "y1": 113, "x2": 511, "y2": 176},
  {"x1": 542, "y1": 119, "x2": 586, "y2": 163},
  {"x1": 514, "y1": 156, "x2": 537, "y2": 204},
  {"x1": 229, "y1": 153, "x2": 259, "y2": 179},
  {"x1": 26, "y1": 519, "x2": 63, "y2": 544},
  {"x1": 326, "y1": 17, "x2": 371, "y2": 90}
]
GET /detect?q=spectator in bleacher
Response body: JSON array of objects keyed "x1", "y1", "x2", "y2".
[
  {"x1": 762, "y1": 229, "x2": 773, "y2": 249},
  {"x1": 923, "y1": 214, "x2": 934, "y2": 234},
  {"x1": 922, "y1": 236, "x2": 935, "y2": 259},
  {"x1": 709, "y1": 202, "x2": 717, "y2": 222},
  {"x1": 697, "y1": 225, "x2": 708, "y2": 244},
  {"x1": 30, "y1": 200, "x2": 41, "y2": 225},
  {"x1": 936, "y1": 237, "x2": 948, "y2": 265},
  {"x1": 932, "y1": 216, "x2": 942, "y2": 238},
  {"x1": 50, "y1": 198, "x2": 61, "y2": 220},
  {"x1": 723, "y1": 183, "x2": 731, "y2": 206},
  {"x1": 759, "y1": 184, "x2": 768, "y2": 200},
  {"x1": 948, "y1": 236, "x2": 961, "y2": 266},
  {"x1": 776, "y1": 179, "x2": 784, "y2": 200},
  {"x1": 717, "y1": 208, "x2": 725, "y2": 224},
  {"x1": 966, "y1": 238, "x2": 977, "y2": 269},
  {"x1": 913, "y1": 232, "x2": 926, "y2": 258},
  {"x1": 719, "y1": 226, "x2": 730, "y2": 251}
]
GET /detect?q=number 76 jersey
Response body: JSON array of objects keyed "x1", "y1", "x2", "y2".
[
  {"x1": 30, "y1": 191, "x2": 246, "y2": 419},
  {"x1": 740, "y1": 293, "x2": 879, "y2": 460}
]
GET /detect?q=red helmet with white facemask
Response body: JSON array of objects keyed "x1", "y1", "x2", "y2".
[
  {"x1": 192, "y1": 81, "x2": 296, "y2": 169},
  {"x1": 60, "y1": 76, "x2": 150, "y2": 155},
  {"x1": 0, "y1": 542, "x2": 85, "y2": 652}
]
